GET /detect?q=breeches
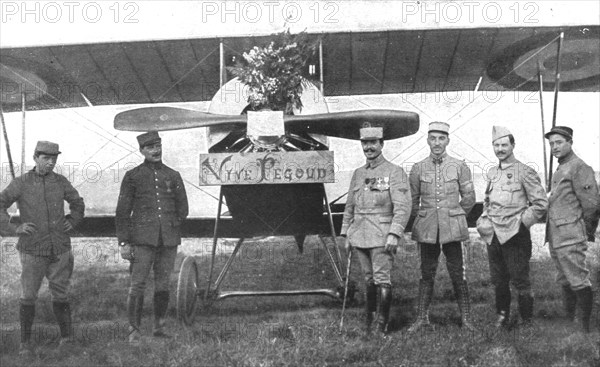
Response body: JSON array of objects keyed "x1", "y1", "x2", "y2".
[
  {"x1": 549, "y1": 241, "x2": 591, "y2": 291},
  {"x1": 19, "y1": 250, "x2": 74, "y2": 305},
  {"x1": 355, "y1": 247, "x2": 393, "y2": 286},
  {"x1": 129, "y1": 245, "x2": 178, "y2": 297},
  {"x1": 419, "y1": 241, "x2": 465, "y2": 284},
  {"x1": 487, "y1": 225, "x2": 532, "y2": 294}
]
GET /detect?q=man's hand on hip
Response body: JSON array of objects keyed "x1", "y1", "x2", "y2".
[
  {"x1": 120, "y1": 243, "x2": 134, "y2": 261},
  {"x1": 63, "y1": 220, "x2": 74, "y2": 232},
  {"x1": 16, "y1": 223, "x2": 37, "y2": 235}
]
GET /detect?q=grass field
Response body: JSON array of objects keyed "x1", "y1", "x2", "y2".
[{"x1": 1, "y1": 226, "x2": 600, "y2": 367}]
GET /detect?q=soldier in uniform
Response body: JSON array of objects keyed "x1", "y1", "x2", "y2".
[
  {"x1": 0, "y1": 141, "x2": 85, "y2": 356},
  {"x1": 407, "y1": 122, "x2": 477, "y2": 333},
  {"x1": 477, "y1": 126, "x2": 547, "y2": 327},
  {"x1": 545, "y1": 126, "x2": 600, "y2": 333},
  {"x1": 116, "y1": 131, "x2": 189, "y2": 343},
  {"x1": 341, "y1": 125, "x2": 411, "y2": 335}
]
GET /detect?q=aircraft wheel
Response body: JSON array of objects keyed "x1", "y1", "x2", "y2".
[{"x1": 177, "y1": 256, "x2": 200, "y2": 325}]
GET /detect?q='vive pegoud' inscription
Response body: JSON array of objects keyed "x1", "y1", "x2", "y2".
[{"x1": 199, "y1": 151, "x2": 335, "y2": 186}]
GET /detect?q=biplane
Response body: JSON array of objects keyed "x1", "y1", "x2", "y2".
[{"x1": 1, "y1": 1, "x2": 599, "y2": 324}]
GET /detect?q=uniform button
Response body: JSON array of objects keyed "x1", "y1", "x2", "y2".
[
  {"x1": 158, "y1": 207, "x2": 161, "y2": 210},
  {"x1": 437, "y1": 199, "x2": 440, "y2": 202},
  {"x1": 157, "y1": 199, "x2": 160, "y2": 202},
  {"x1": 437, "y1": 206, "x2": 440, "y2": 209},
  {"x1": 155, "y1": 178, "x2": 158, "y2": 181}
]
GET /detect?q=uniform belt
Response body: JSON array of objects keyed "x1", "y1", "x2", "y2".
[{"x1": 355, "y1": 210, "x2": 393, "y2": 215}]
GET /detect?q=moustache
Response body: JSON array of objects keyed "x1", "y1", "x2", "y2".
[{"x1": 364, "y1": 149, "x2": 376, "y2": 153}]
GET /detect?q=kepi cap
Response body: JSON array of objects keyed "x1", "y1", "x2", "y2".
[
  {"x1": 545, "y1": 126, "x2": 573, "y2": 140},
  {"x1": 35, "y1": 141, "x2": 61, "y2": 155},
  {"x1": 428, "y1": 121, "x2": 450, "y2": 134},
  {"x1": 360, "y1": 127, "x2": 383, "y2": 140},
  {"x1": 492, "y1": 126, "x2": 512, "y2": 142},
  {"x1": 137, "y1": 131, "x2": 161, "y2": 148}
]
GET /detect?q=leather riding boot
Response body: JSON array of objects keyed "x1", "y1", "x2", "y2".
[
  {"x1": 453, "y1": 281, "x2": 476, "y2": 332},
  {"x1": 19, "y1": 303, "x2": 35, "y2": 344},
  {"x1": 408, "y1": 280, "x2": 433, "y2": 333},
  {"x1": 365, "y1": 282, "x2": 377, "y2": 335},
  {"x1": 494, "y1": 285, "x2": 511, "y2": 328},
  {"x1": 19, "y1": 303, "x2": 35, "y2": 357},
  {"x1": 562, "y1": 285, "x2": 577, "y2": 322},
  {"x1": 377, "y1": 284, "x2": 392, "y2": 335},
  {"x1": 576, "y1": 286, "x2": 593, "y2": 333},
  {"x1": 52, "y1": 302, "x2": 72, "y2": 339},
  {"x1": 153, "y1": 291, "x2": 170, "y2": 337},
  {"x1": 127, "y1": 294, "x2": 144, "y2": 344},
  {"x1": 518, "y1": 293, "x2": 534, "y2": 325}
]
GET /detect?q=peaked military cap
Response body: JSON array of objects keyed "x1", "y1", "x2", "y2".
[
  {"x1": 35, "y1": 141, "x2": 61, "y2": 155},
  {"x1": 428, "y1": 121, "x2": 450, "y2": 134},
  {"x1": 360, "y1": 122, "x2": 383, "y2": 140},
  {"x1": 137, "y1": 131, "x2": 161, "y2": 148},
  {"x1": 545, "y1": 126, "x2": 573, "y2": 140}
]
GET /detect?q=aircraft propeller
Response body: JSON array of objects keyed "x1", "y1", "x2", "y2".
[{"x1": 114, "y1": 107, "x2": 420, "y2": 141}]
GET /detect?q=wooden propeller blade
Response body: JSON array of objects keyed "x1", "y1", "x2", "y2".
[
  {"x1": 285, "y1": 110, "x2": 420, "y2": 140},
  {"x1": 114, "y1": 107, "x2": 420, "y2": 140},
  {"x1": 114, "y1": 107, "x2": 247, "y2": 131}
]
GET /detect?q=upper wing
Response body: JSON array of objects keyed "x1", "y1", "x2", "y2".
[{"x1": 2, "y1": 25, "x2": 598, "y2": 112}]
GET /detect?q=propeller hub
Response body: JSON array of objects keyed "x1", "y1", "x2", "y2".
[{"x1": 248, "y1": 135, "x2": 288, "y2": 151}]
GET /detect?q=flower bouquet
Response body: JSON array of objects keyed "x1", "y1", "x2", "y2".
[{"x1": 228, "y1": 30, "x2": 319, "y2": 115}]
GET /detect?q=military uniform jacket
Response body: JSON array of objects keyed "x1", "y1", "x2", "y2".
[
  {"x1": 409, "y1": 153, "x2": 476, "y2": 244},
  {"x1": 479, "y1": 160, "x2": 547, "y2": 245},
  {"x1": 341, "y1": 155, "x2": 411, "y2": 248},
  {"x1": 116, "y1": 161, "x2": 189, "y2": 247},
  {"x1": 0, "y1": 169, "x2": 85, "y2": 255},
  {"x1": 547, "y1": 152, "x2": 600, "y2": 248}
]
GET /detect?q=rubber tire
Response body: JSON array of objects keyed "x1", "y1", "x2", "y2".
[{"x1": 176, "y1": 256, "x2": 199, "y2": 325}]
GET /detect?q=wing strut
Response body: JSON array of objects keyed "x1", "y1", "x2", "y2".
[
  {"x1": 536, "y1": 62, "x2": 548, "y2": 190},
  {"x1": 547, "y1": 32, "x2": 564, "y2": 191},
  {"x1": 20, "y1": 92, "x2": 26, "y2": 174},
  {"x1": 0, "y1": 104, "x2": 16, "y2": 180}
]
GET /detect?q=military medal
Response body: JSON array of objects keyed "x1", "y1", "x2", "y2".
[{"x1": 165, "y1": 180, "x2": 172, "y2": 193}]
